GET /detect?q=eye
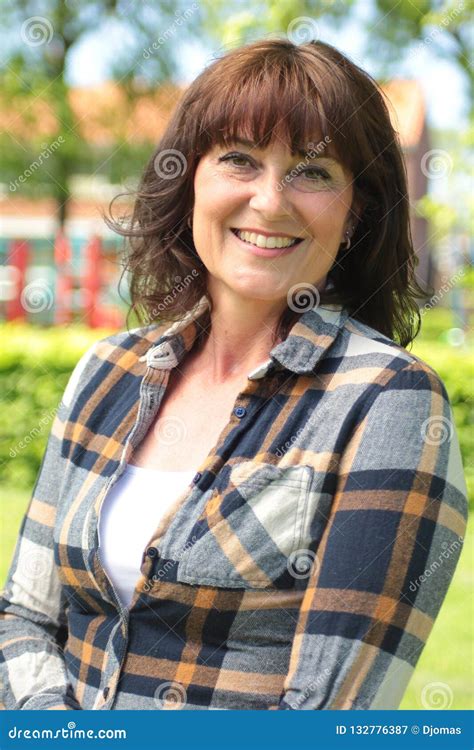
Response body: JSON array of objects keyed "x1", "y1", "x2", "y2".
[
  {"x1": 218, "y1": 152, "x2": 254, "y2": 168},
  {"x1": 299, "y1": 166, "x2": 331, "y2": 181}
]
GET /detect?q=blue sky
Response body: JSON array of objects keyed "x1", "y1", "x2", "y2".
[{"x1": 65, "y1": 7, "x2": 469, "y2": 132}]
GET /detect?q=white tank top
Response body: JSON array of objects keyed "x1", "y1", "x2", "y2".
[{"x1": 97, "y1": 464, "x2": 195, "y2": 607}]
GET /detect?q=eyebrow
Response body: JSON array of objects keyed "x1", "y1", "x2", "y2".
[{"x1": 230, "y1": 137, "x2": 341, "y2": 163}]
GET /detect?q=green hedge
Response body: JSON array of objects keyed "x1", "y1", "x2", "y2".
[
  {"x1": 0, "y1": 324, "x2": 114, "y2": 489},
  {"x1": 1, "y1": 309, "x2": 472, "y2": 506},
  {"x1": 409, "y1": 307, "x2": 473, "y2": 505}
]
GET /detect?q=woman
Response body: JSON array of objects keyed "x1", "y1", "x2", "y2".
[{"x1": 0, "y1": 38, "x2": 468, "y2": 711}]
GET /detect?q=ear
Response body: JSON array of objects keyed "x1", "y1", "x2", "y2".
[{"x1": 347, "y1": 198, "x2": 364, "y2": 234}]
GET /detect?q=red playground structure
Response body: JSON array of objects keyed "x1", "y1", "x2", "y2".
[{"x1": 3, "y1": 233, "x2": 125, "y2": 328}]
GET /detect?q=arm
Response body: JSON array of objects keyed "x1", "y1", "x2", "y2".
[
  {"x1": 0, "y1": 343, "x2": 99, "y2": 710},
  {"x1": 278, "y1": 361, "x2": 468, "y2": 710}
]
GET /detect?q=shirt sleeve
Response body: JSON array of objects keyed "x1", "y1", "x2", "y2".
[
  {"x1": 277, "y1": 360, "x2": 469, "y2": 710},
  {"x1": 0, "y1": 343, "x2": 99, "y2": 710}
]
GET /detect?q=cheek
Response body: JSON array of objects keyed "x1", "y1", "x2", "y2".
[
  {"x1": 304, "y1": 193, "x2": 348, "y2": 225},
  {"x1": 194, "y1": 166, "x2": 242, "y2": 220}
]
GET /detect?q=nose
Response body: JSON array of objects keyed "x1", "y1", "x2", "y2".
[{"x1": 248, "y1": 169, "x2": 293, "y2": 219}]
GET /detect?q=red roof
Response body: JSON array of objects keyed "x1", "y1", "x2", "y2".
[
  {"x1": 381, "y1": 80, "x2": 426, "y2": 149},
  {"x1": 1, "y1": 79, "x2": 425, "y2": 148}
]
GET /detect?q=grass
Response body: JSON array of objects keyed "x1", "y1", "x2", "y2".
[
  {"x1": 1, "y1": 488, "x2": 472, "y2": 710},
  {"x1": 1, "y1": 488, "x2": 29, "y2": 581},
  {"x1": 399, "y1": 517, "x2": 473, "y2": 710}
]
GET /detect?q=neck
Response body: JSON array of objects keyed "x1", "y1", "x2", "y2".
[{"x1": 193, "y1": 289, "x2": 289, "y2": 384}]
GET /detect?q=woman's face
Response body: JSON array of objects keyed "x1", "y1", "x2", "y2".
[{"x1": 191, "y1": 137, "x2": 355, "y2": 305}]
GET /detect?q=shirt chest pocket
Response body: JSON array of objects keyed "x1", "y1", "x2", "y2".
[{"x1": 176, "y1": 461, "x2": 315, "y2": 590}]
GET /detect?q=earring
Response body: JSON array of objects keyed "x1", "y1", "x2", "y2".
[
  {"x1": 187, "y1": 216, "x2": 193, "y2": 229},
  {"x1": 342, "y1": 227, "x2": 353, "y2": 250}
]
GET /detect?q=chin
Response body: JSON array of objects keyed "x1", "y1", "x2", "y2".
[{"x1": 226, "y1": 277, "x2": 284, "y2": 301}]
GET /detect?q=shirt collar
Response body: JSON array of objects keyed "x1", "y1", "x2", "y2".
[{"x1": 139, "y1": 294, "x2": 350, "y2": 378}]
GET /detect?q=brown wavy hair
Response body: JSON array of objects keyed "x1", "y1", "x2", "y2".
[{"x1": 107, "y1": 37, "x2": 431, "y2": 348}]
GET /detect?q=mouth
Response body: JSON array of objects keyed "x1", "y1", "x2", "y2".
[{"x1": 230, "y1": 228, "x2": 304, "y2": 253}]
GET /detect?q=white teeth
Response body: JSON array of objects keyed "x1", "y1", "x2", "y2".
[{"x1": 235, "y1": 230, "x2": 299, "y2": 249}]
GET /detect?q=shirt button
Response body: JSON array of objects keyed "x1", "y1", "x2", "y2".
[
  {"x1": 146, "y1": 546, "x2": 158, "y2": 558},
  {"x1": 193, "y1": 471, "x2": 202, "y2": 484},
  {"x1": 103, "y1": 687, "x2": 110, "y2": 699},
  {"x1": 234, "y1": 406, "x2": 247, "y2": 418}
]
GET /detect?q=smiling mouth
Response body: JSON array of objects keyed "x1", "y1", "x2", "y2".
[{"x1": 231, "y1": 228, "x2": 304, "y2": 250}]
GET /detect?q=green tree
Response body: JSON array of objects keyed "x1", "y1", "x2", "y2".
[
  {"x1": 200, "y1": 0, "x2": 472, "y2": 118},
  {"x1": 369, "y1": 0, "x2": 473, "y2": 115},
  {"x1": 199, "y1": 0, "x2": 355, "y2": 47},
  {"x1": 0, "y1": 0, "x2": 202, "y2": 225}
]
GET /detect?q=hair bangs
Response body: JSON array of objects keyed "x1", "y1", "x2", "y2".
[{"x1": 195, "y1": 54, "x2": 343, "y2": 164}]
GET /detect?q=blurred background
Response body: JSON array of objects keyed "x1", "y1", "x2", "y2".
[{"x1": 0, "y1": 0, "x2": 472, "y2": 711}]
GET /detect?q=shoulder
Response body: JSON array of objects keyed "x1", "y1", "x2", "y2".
[
  {"x1": 338, "y1": 314, "x2": 447, "y2": 395},
  {"x1": 61, "y1": 320, "x2": 168, "y2": 409}
]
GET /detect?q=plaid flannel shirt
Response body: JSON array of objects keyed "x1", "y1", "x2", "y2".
[{"x1": 0, "y1": 297, "x2": 468, "y2": 710}]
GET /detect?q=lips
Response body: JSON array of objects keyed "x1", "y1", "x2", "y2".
[
  {"x1": 230, "y1": 228, "x2": 305, "y2": 258},
  {"x1": 230, "y1": 228, "x2": 304, "y2": 249},
  {"x1": 232, "y1": 227, "x2": 303, "y2": 239}
]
